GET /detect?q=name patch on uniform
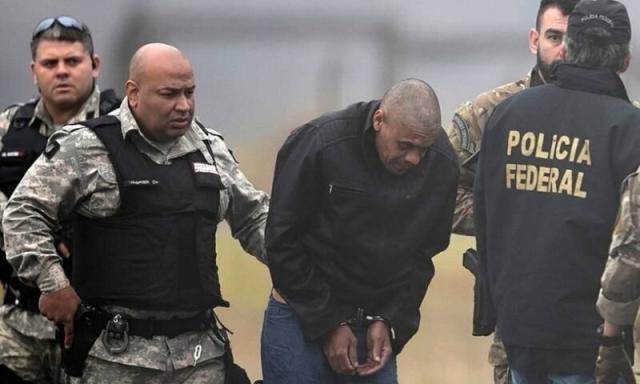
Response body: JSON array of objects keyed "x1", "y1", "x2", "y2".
[
  {"x1": 193, "y1": 162, "x2": 218, "y2": 175},
  {"x1": 124, "y1": 179, "x2": 159, "y2": 187},
  {"x1": 0, "y1": 150, "x2": 26, "y2": 159}
]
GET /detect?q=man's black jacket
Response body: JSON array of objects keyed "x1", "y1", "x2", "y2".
[
  {"x1": 266, "y1": 100, "x2": 459, "y2": 352},
  {"x1": 475, "y1": 64, "x2": 640, "y2": 358}
]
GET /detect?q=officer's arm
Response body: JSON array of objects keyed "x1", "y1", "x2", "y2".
[
  {"x1": 2, "y1": 126, "x2": 103, "y2": 293},
  {"x1": 446, "y1": 102, "x2": 480, "y2": 236},
  {"x1": 214, "y1": 138, "x2": 270, "y2": 263},
  {"x1": 597, "y1": 169, "x2": 640, "y2": 326},
  {"x1": 472, "y1": 120, "x2": 496, "y2": 323},
  {"x1": 266, "y1": 124, "x2": 355, "y2": 341},
  {"x1": 0, "y1": 107, "x2": 19, "y2": 237},
  {"x1": 0, "y1": 106, "x2": 21, "y2": 282}
]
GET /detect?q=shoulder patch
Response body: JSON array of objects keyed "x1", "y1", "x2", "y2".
[
  {"x1": 451, "y1": 112, "x2": 472, "y2": 154},
  {"x1": 44, "y1": 141, "x2": 60, "y2": 159}
]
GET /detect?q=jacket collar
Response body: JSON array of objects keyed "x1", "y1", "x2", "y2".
[
  {"x1": 550, "y1": 63, "x2": 630, "y2": 102},
  {"x1": 362, "y1": 100, "x2": 381, "y2": 170}
]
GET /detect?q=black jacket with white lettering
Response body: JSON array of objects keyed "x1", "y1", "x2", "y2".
[
  {"x1": 266, "y1": 100, "x2": 458, "y2": 352},
  {"x1": 474, "y1": 64, "x2": 640, "y2": 356}
]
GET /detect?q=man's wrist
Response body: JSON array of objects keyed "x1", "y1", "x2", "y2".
[
  {"x1": 37, "y1": 263, "x2": 70, "y2": 293},
  {"x1": 598, "y1": 322, "x2": 624, "y2": 347}
]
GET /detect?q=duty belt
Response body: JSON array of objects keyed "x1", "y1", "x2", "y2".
[{"x1": 87, "y1": 307, "x2": 212, "y2": 339}]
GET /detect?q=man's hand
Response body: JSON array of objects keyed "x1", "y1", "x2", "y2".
[
  {"x1": 356, "y1": 321, "x2": 392, "y2": 376},
  {"x1": 39, "y1": 286, "x2": 80, "y2": 348},
  {"x1": 595, "y1": 344, "x2": 636, "y2": 384},
  {"x1": 323, "y1": 324, "x2": 358, "y2": 375}
]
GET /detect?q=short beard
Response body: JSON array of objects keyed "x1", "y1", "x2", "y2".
[{"x1": 537, "y1": 53, "x2": 562, "y2": 83}]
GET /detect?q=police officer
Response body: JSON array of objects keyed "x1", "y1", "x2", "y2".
[
  {"x1": 595, "y1": 169, "x2": 640, "y2": 384},
  {"x1": 0, "y1": 16, "x2": 120, "y2": 384},
  {"x1": 447, "y1": 1, "x2": 579, "y2": 380},
  {"x1": 3, "y1": 43, "x2": 268, "y2": 382},
  {"x1": 262, "y1": 79, "x2": 458, "y2": 383},
  {"x1": 474, "y1": 0, "x2": 640, "y2": 382}
]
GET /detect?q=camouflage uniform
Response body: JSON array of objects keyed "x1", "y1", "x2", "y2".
[
  {"x1": 0, "y1": 87, "x2": 104, "y2": 384},
  {"x1": 597, "y1": 166, "x2": 640, "y2": 380},
  {"x1": 2, "y1": 98, "x2": 269, "y2": 383},
  {"x1": 446, "y1": 69, "x2": 543, "y2": 384}
]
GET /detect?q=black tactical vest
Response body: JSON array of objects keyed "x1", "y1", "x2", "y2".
[
  {"x1": 0, "y1": 89, "x2": 120, "y2": 197},
  {"x1": 72, "y1": 116, "x2": 229, "y2": 311},
  {"x1": 1, "y1": 90, "x2": 120, "y2": 311}
]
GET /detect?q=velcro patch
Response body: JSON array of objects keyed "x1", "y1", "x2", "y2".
[{"x1": 193, "y1": 162, "x2": 218, "y2": 175}]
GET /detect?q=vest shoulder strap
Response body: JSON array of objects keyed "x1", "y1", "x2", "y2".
[
  {"x1": 9, "y1": 100, "x2": 38, "y2": 129},
  {"x1": 98, "y1": 89, "x2": 121, "y2": 116}
]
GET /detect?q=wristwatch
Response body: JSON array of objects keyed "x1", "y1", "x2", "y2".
[{"x1": 597, "y1": 323, "x2": 623, "y2": 347}]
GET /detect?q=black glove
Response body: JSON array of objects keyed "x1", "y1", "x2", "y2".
[{"x1": 595, "y1": 342, "x2": 636, "y2": 384}]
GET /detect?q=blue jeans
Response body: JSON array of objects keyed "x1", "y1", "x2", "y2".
[
  {"x1": 261, "y1": 296, "x2": 398, "y2": 384},
  {"x1": 511, "y1": 369, "x2": 628, "y2": 384}
]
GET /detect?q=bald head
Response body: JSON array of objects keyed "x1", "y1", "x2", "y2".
[
  {"x1": 380, "y1": 79, "x2": 441, "y2": 134},
  {"x1": 125, "y1": 43, "x2": 196, "y2": 142},
  {"x1": 128, "y1": 43, "x2": 191, "y2": 83}
]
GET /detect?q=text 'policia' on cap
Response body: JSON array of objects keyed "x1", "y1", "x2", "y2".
[{"x1": 567, "y1": 0, "x2": 631, "y2": 44}]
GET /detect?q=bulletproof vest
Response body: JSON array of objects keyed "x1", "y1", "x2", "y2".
[
  {"x1": 1, "y1": 90, "x2": 120, "y2": 310},
  {"x1": 0, "y1": 89, "x2": 120, "y2": 197},
  {"x1": 72, "y1": 115, "x2": 229, "y2": 311}
]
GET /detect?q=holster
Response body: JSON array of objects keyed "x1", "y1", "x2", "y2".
[
  {"x1": 62, "y1": 304, "x2": 104, "y2": 378},
  {"x1": 211, "y1": 314, "x2": 252, "y2": 384},
  {"x1": 462, "y1": 249, "x2": 497, "y2": 336}
]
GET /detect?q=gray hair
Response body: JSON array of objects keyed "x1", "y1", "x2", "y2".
[{"x1": 564, "y1": 28, "x2": 630, "y2": 72}]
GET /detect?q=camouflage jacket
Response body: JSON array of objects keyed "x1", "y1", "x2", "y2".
[
  {"x1": 0, "y1": 87, "x2": 103, "y2": 340},
  {"x1": 597, "y1": 167, "x2": 640, "y2": 327},
  {"x1": 2, "y1": 98, "x2": 269, "y2": 369},
  {"x1": 446, "y1": 69, "x2": 544, "y2": 235}
]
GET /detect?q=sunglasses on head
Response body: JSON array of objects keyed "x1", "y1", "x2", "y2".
[{"x1": 32, "y1": 16, "x2": 88, "y2": 39}]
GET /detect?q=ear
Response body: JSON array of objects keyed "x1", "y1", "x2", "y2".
[
  {"x1": 91, "y1": 54, "x2": 101, "y2": 78},
  {"x1": 125, "y1": 80, "x2": 139, "y2": 108},
  {"x1": 619, "y1": 53, "x2": 631, "y2": 74},
  {"x1": 528, "y1": 28, "x2": 540, "y2": 56},
  {"x1": 31, "y1": 61, "x2": 37, "y2": 86},
  {"x1": 373, "y1": 109, "x2": 384, "y2": 132}
]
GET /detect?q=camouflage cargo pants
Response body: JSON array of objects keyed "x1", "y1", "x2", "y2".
[
  {"x1": 67, "y1": 355, "x2": 225, "y2": 384},
  {"x1": 489, "y1": 329, "x2": 509, "y2": 384},
  {"x1": 0, "y1": 314, "x2": 62, "y2": 384}
]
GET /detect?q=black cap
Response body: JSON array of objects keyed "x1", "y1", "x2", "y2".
[{"x1": 568, "y1": 0, "x2": 631, "y2": 44}]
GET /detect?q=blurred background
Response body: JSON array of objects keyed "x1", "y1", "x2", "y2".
[{"x1": 2, "y1": 1, "x2": 640, "y2": 382}]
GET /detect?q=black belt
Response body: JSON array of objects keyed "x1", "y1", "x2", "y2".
[{"x1": 89, "y1": 308, "x2": 212, "y2": 339}]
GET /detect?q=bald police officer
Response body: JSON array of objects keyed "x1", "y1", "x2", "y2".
[{"x1": 3, "y1": 43, "x2": 268, "y2": 383}]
